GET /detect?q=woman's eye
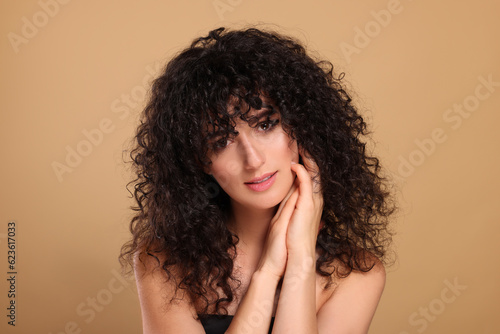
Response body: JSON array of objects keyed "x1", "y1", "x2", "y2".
[
  {"x1": 258, "y1": 119, "x2": 278, "y2": 131},
  {"x1": 215, "y1": 138, "x2": 228, "y2": 148},
  {"x1": 211, "y1": 137, "x2": 231, "y2": 151},
  {"x1": 259, "y1": 122, "x2": 270, "y2": 131}
]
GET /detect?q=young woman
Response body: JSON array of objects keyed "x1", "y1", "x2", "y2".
[{"x1": 120, "y1": 27, "x2": 394, "y2": 333}]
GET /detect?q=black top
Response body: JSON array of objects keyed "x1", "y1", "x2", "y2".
[{"x1": 199, "y1": 314, "x2": 275, "y2": 334}]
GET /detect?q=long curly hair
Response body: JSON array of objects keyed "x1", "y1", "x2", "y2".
[{"x1": 120, "y1": 26, "x2": 395, "y2": 315}]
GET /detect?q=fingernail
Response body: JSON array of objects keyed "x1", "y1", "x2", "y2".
[{"x1": 291, "y1": 161, "x2": 297, "y2": 165}]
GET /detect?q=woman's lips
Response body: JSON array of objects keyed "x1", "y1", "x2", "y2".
[{"x1": 244, "y1": 171, "x2": 277, "y2": 192}]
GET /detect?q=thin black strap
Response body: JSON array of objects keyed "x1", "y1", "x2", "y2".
[{"x1": 199, "y1": 314, "x2": 275, "y2": 334}]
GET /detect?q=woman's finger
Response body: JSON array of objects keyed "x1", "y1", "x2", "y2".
[
  {"x1": 291, "y1": 160, "x2": 323, "y2": 215},
  {"x1": 290, "y1": 162, "x2": 313, "y2": 202},
  {"x1": 298, "y1": 149, "x2": 321, "y2": 194},
  {"x1": 276, "y1": 186, "x2": 299, "y2": 223}
]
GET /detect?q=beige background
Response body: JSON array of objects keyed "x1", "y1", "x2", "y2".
[{"x1": 1, "y1": 0, "x2": 499, "y2": 333}]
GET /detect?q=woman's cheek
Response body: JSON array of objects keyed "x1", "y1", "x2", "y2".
[{"x1": 209, "y1": 149, "x2": 242, "y2": 188}]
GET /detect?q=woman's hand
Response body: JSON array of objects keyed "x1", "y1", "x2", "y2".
[
  {"x1": 270, "y1": 151, "x2": 323, "y2": 333},
  {"x1": 286, "y1": 151, "x2": 324, "y2": 258},
  {"x1": 256, "y1": 177, "x2": 299, "y2": 280},
  {"x1": 256, "y1": 150, "x2": 323, "y2": 278}
]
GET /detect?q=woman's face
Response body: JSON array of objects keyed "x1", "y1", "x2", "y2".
[{"x1": 206, "y1": 107, "x2": 299, "y2": 211}]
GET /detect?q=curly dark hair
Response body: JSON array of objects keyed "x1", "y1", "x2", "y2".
[{"x1": 120, "y1": 26, "x2": 394, "y2": 315}]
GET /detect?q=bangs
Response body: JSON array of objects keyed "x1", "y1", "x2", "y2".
[{"x1": 202, "y1": 92, "x2": 278, "y2": 142}]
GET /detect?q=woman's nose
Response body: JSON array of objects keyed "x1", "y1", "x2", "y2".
[{"x1": 239, "y1": 134, "x2": 265, "y2": 170}]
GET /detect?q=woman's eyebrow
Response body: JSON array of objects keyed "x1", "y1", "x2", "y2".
[
  {"x1": 206, "y1": 127, "x2": 239, "y2": 141},
  {"x1": 206, "y1": 130, "x2": 226, "y2": 140},
  {"x1": 246, "y1": 106, "x2": 277, "y2": 120}
]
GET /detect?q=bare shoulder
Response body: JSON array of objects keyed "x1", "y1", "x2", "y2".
[
  {"x1": 316, "y1": 252, "x2": 386, "y2": 333},
  {"x1": 334, "y1": 252, "x2": 386, "y2": 291},
  {"x1": 133, "y1": 251, "x2": 205, "y2": 334},
  {"x1": 317, "y1": 251, "x2": 386, "y2": 293}
]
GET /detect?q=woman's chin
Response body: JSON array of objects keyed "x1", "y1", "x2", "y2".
[
  {"x1": 231, "y1": 194, "x2": 282, "y2": 213},
  {"x1": 251, "y1": 191, "x2": 290, "y2": 211}
]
